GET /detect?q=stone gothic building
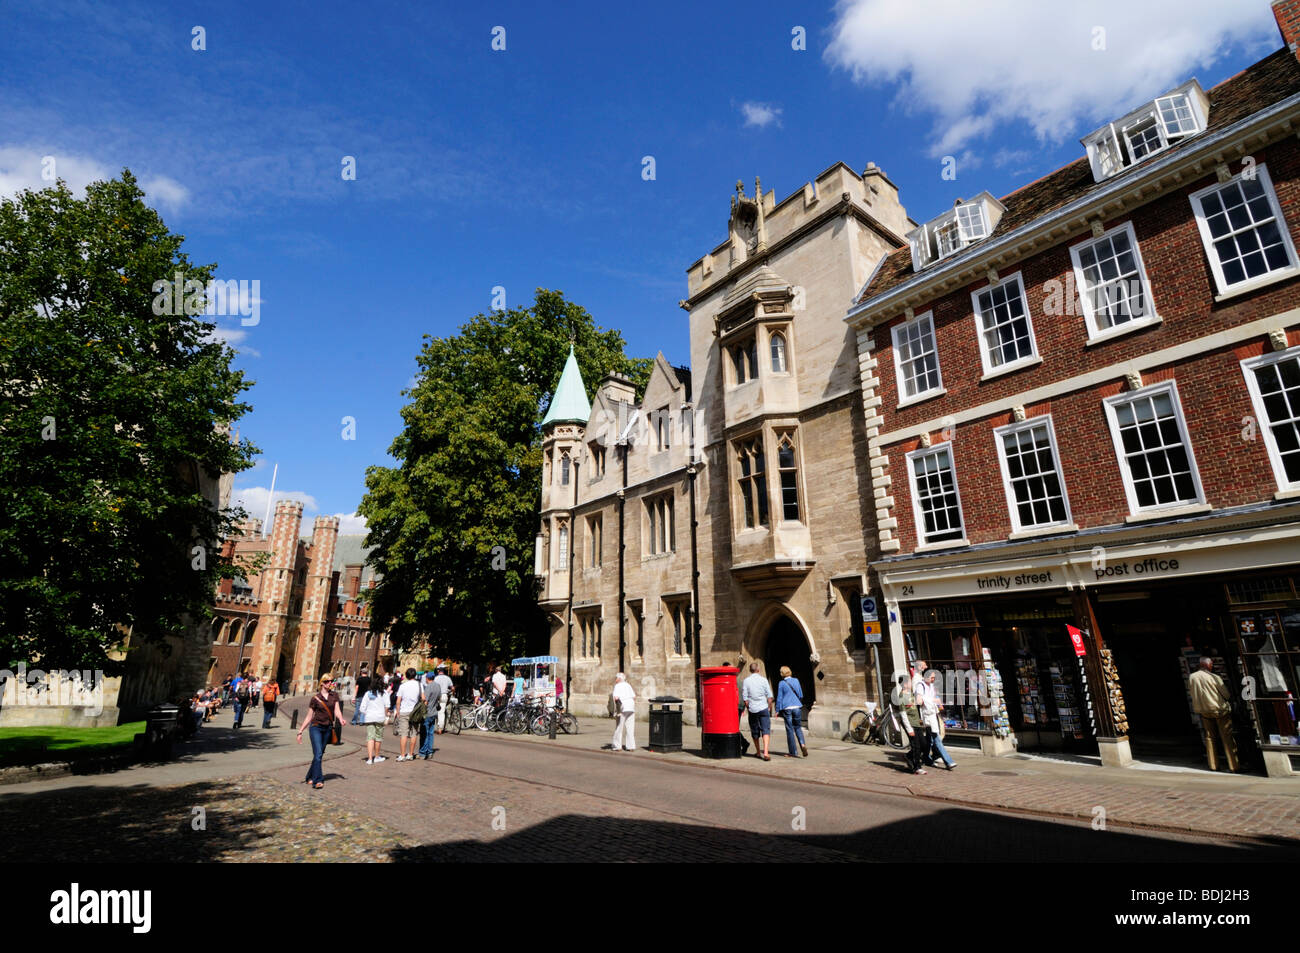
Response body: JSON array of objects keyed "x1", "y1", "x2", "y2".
[{"x1": 538, "y1": 163, "x2": 913, "y2": 736}]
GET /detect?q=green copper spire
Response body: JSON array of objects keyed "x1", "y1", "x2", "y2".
[{"x1": 542, "y1": 345, "x2": 591, "y2": 427}]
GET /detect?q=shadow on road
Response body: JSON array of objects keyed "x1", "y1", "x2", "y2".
[{"x1": 389, "y1": 809, "x2": 1300, "y2": 863}]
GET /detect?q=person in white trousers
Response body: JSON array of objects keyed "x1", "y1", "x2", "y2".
[{"x1": 611, "y1": 673, "x2": 636, "y2": 752}]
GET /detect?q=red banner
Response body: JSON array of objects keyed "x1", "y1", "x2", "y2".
[{"x1": 1066, "y1": 624, "x2": 1086, "y2": 657}]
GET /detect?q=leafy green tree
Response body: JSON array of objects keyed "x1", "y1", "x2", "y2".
[
  {"x1": 361, "y1": 289, "x2": 650, "y2": 662},
  {"x1": 0, "y1": 171, "x2": 258, "y2": 674}
]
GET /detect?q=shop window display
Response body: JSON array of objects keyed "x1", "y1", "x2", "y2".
[{"x1": 1232, "y1": 607, "x2": 1300, "y2": 746}]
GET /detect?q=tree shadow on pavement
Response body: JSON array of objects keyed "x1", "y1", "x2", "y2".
[
  {"x1": 388, "y1": 809, "x2": 1300, "y2": 863},
  {"x1": 0, "y1": 780, "x2": 283, "y2": 862}
]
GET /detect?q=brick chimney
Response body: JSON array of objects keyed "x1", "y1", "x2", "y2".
[{"x1": 1274, "y1": 0, "x2": 1300, "y2": 59}]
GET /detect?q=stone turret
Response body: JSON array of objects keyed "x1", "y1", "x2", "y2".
[
  {"x1": 254, "y1": 499, "x2": 303, "y2": 678},
  {"x1": 294, "y1": 515, "x2": 340, "y2": 690}
]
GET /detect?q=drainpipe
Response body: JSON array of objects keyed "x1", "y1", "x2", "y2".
[
  {"x1": 565, "y1": 462, "x2": 578, "y2": 703},
  {"x1": 618, "y1": 442, "x2": 627, "y2": 673},
  {"x1": 689, "y1": 459, "x2": 702, "y2": 725}
]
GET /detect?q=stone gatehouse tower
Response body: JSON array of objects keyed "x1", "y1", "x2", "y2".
[{"x1": 540, "y1": 162, "x2": 912, "y2": 736}]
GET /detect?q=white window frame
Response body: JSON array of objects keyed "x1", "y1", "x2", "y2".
[
  {"x1": 1103, "y1": 381, "x2": 1206, "y2": 515},
  {"x1": 992, "y1": 415, "x2": 1074, "y2": 534},
  {"x1": 1069, "y1": 222, "x2": 1159, "y2": 343},
  {"x1": 891, "y1": 310, "x2": 945, "y2": 405},
  {"x1": 970, "y1": 272, "x2": 1039, "y2": 377},
  {"x1": 1241, "y1": 345, "x2": 1300, "y2": 492},
  {"x1": 905, "y1": 442, "x2": 968, "y2": 548},
  {"x1": 1189, "y1": 164, "x2": 1300, "y2": 298}
]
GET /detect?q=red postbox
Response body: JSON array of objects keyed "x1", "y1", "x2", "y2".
[{"x1": 698, "y1": 666, "x2": 744, "y2": 758}]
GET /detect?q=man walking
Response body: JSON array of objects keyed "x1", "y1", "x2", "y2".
[
  {"x1": 351, "y1": 667, "x2": 371, "y2": 726},
  {"x1": 232, "y1": 675, "x2": 250, "y2": 729},
  {"x1": 261, "y1": 678, "x2": 280, "y2": 728},
  {"x1": 419, "y1": 672, "x2": 443, "y2": 760},
  {"x1": 434, "y1": 665, "x2": 454, "y2": 733},
  {"x1": 394, "y1": 668, "x2": 423, "y2": 762},
  {"x1": 741, "y1": 661, "x2": 774, "y2": 761},
  {"x1": 1189, "y1": 657, "x2": 1239, "y2": 772},
  {"x1": 610, "y1": 673, "x2": 636, "y2": 751}
]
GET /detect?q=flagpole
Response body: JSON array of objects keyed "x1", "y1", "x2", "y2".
[{"x1": 262, "y1": 463, "x2": 278, "y2": 538}]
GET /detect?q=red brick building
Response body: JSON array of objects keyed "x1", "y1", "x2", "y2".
[
  {"x1": 848, "y1": 7, "x2": 1300, "y2": 776},
  {"x1": 208, "y1": 499, "x2": 397, "y2": 695}
]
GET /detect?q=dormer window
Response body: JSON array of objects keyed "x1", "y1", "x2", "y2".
[
  {"x1": 907, "y1": 193, "x2": 1005, "y2": 271},
  {"x1": 1083, "y1": 81, "x2": 1208, "y2": 182}
]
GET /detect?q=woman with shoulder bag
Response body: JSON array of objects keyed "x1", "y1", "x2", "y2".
[
  {"x1": 775, "y1": 666, "x2": 809, "y2": 757},
  {"x1": 297, "y1": 673, "x2": 344, "y2": 789}
]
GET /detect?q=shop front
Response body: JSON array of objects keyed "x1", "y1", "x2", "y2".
[{"x1": 876, "y1": 517, "x2": 1300, "y2": 776}]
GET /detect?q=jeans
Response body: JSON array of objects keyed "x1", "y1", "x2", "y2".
[
  {"x1": 907, "y1": 728, "x2": 928, "y2": 771},
  {"x1": 746, "y1": 709, "x2": 771, "y2": 739},
  {"x1": 929, "y1": 727, "x2": 955, "y2": 768},
  {"x1": 780, "y1": 708, "x2": 806, "y2": 755},
  {"x1": 305, "y1": 724, "x2": 330, "y2": 784},
  {"x1": 419, "y1": 714, "x2": 439, "y2": 756},
  {"x1": 232, "y1": 700, "x2": 245, "y2": 727},
  {"x1": 350, "y1": 698, "x2": 363, "y2": 726},
  {"x1": 262, "y1": 701, "x2": 276, "y2": 728}
]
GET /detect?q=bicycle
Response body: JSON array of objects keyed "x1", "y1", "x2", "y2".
[
  {"x1": 846, "y1": 703, "x2": 907, "y2": 748},
  {"x1": 529, "y1": 702, "x2": 579, "y2": 736},
  {"x1": 441, "y1": 696, "x2": 462, "y2": 735}
]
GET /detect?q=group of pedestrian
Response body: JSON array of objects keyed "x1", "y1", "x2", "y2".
[
  {"x1": 350, "y1": 665, "x2": 457, "y2": 765},
  {"x1": 740, "y1": 662, "x2": 810, "y2": 760},
  {"x1": 185, "y1": 677, "x2": 281, "y2": 734},
  {"x1": 891, "y1": 659, "x2": 957, "y2": 775}
]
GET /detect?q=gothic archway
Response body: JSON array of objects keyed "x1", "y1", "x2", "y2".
[{"x1": 763, "y1": 614, "x2": 817, "y2": 719}]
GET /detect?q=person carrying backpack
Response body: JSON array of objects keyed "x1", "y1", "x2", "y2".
[
  {"x1": 233, "y1": 677, "x2": 251, "y2": 729},
  {"x1": 261, "y1": 679, "x2": 281, "y2": 728}
]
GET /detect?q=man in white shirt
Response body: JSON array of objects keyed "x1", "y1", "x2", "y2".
[
  {"x1": 394, "y1": 668, "x2": 423, "y2": 762},
  {"x1": 491, "y1": 665, "x2": 508, "y2": 698},
  {"x1": 911, "y1": 659, "x2": 928, "y2": 698},
  {"x1": 434, "y1": 665, "x2": 455, "y2": 733},
  {"x1": 741, "y1": 661, "x2": 774, "y2": 761},
  {"x1": 610, "y1": 673, "x2": 636, "y2": 751}
]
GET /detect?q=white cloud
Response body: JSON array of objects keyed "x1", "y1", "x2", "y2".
[
  {"x1": 229, "y1": 487, "x2": 366, "y2": 537},
  {"x1": 825, "y1": 0, "x2": 1279, "y2": 156},
  {"x1": 207, "y1": 324, "x2": 261, "y2": 358},
  {"x1": 740, "y1": 101, "x2": 783, "y2": 128},
  {"x1": 333, "y1": 512, "x2": 369, "y2": 535},
  {"x1": 0, "y1": 146, "x2": 108, "y2": 199},
  {"x1": 230, "y1": 486, "x2": 319, "y2": 525},
  {"x1": 0, "y1": 146, "x2": 192, "y2": 215},
  {"x1": 142, "y1": 174, "x2": 190, "y2": 211}
]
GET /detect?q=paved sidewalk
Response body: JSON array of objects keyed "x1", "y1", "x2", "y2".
[{"x1": 445, "y1": 707, "x2": 1300, "y2": 842}]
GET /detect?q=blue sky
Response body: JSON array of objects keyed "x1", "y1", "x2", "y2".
[{"x1": 0, "y1": 0, "x2": 1283, "y2": 531}]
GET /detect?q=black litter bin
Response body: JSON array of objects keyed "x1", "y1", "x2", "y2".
[
  {"x1": 143, "y1": 703, "x2": 181, "y2": 759},
  {"x1": 648, "y1": 696, "x2": 684, "y2": 752}
]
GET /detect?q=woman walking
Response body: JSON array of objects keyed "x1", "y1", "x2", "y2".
[
  {"x1": 358, "y1": 678, "x2": 391, "y2": 764},
  {"x1": 775, "y1": 666, "x2": 809, "y2": 757},
  {"x1": 297, "y1": 673, "x2": 344, "y2": 789}
]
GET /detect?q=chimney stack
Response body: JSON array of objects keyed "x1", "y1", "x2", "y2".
[{"x1": 1274, "y1": 1, "x2": 1300, "y2": 59}]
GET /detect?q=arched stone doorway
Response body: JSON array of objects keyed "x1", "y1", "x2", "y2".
[{"x1": 763, "y1": 614, "x2": 816, "y2": 720}]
